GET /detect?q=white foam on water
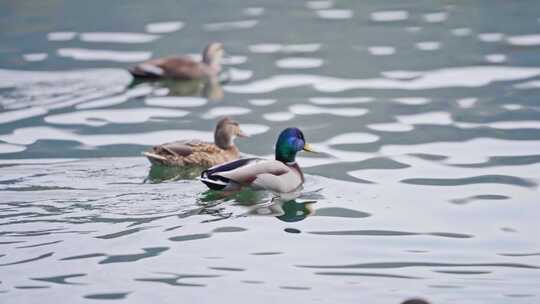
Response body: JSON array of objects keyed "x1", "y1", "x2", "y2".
[
  {"x1": 126, "y1": 86, "x2": 154, "y2": 98},
  {"x1": 397, "y1": 111, "x2": 453, "y2": 125},
  {"x1": 221, "y1": 55, "x2": 247, "y2": 65},
  {"x1": 514, "y1": 80, "x2": 540, "y2": 89},
  {"x1": 225, "y1": 66, "x2": 540, "y2": 93},
  {"x1": 76, "y1": 95, "x2": 129, "y2": 110},
  {"x1": 282, "y1": 44, "x2": 321, "y2": 53},
  {"x1": 0, "y1": 126, "x2": 213, "y2": 146},
  {"x1": 0, "y1": 68, "x2": 129, "y2": 89},
  {"x1": 393, "y1": 97, "x2": 431, "y2": 105},
  {"x1": 57, "y1": 48, "x2": 152, "y2": 62},
  {"x1": 79, "y1": 32, "x2": 160, "y2": 43},
  {"x1": 370, "y1": 10, "x2": 409, "y2": 22},
  {"x1": 0, "y1": 143, "x2": 26, "y2": 154},
  {"x1": 456, "y1": 97, "x2": 478, "y2": 108},
  {"x1": 451, "y1": 28, "x2": 472, "y2": 36},
  {"x1": 349, "y1": 155, "x2": 540, "y2": 183},
  {"x1": 249, "y1": 43, "x2": 321, "y2": 54},
  {"x1": 415, "y1": 41, "x2": 441, "y2": 51},
  {"x1": 203, "y1": 106, "x2": 252, "y2": 119},
  {"x1": 263, "y1": 112, "x2": 296, "y2": 122},
  {"x1": 145, "y1": 97, "x2": 207, "y2": 108},
  {"x1": 243, "y1": 7, "x2": 265, "y2": 16},
  {"x1": 145, "y1": 21, "x2": 184, "y2": 33},
  {"x1": 478, "y1": 33, "x2": 504, "y2": 42},
  {"x1": 249, "y1": 43, "x2": 282, "y2": 53},
  {"x1": 22, "y1": 53, "x2": 48, "y2": 62},
  {"x1": 366, "y1": 122, "x2": 414, "y2": 132},
  {"x1": 502, "y1": 104, "x2": 523, "y2": 111},
  {"x1": 306, "y1": 0, "x2": 334, "y2": 10},
  {"x1": 309, "y1": 97, "x2": 373, "y2": 105},
  {"x1": 405, "y1": 26, "x2": 422, "y2": 32},
  {"x1": 248, "y1": 99, "x2": 276, "y2": 106},
  {"x1": 381, "y1": 70, "x2": 423, "y2": 80},
  {"x1": 47, "y1": 32, "x2": 77, "y2": 41},
  {"x1": 422, "y1": 12, "x2": 448, "y2": 23},
  {"x1": 485, "y1": 54, "x2": 507, "y2": 63},
  {"x1": 0, "y1": 107, "x2": 48, "y2": 124},
  {"x1": 325, "y1": 132, "x2": 379, "y2": 145},
  {"x1": 289, "y1": 104, "x2": 368, "y2": 117},
  {"x1": 276, "y1": 57, "x2": 324, "y2": 69},
  {"x1": 507, "y1": 34, "x2": 540, "y2": 46},
  {"x1": 0, "y1": 69, "x2": 131, "y2": 114},
  {"x1": 236, "y1": 124, "x2": 270, "y2": 136},
  {"x1": 227, "y1": 68, "x2": 253, "y2": 81},
  {"x1": 308, "y1": 143, "x2": 372, "y2": 163},
  {"x1": 203, "y1": 20, "x2": 258, "y2": 31},
  {"x1": 457, "y1": 121, "x2": 540, "y2": 130},
  {"x1": 380, "y1": 138, "x2": 540, "y2": 165},
  {"x1": 44, "y1": 108, "x2": 189, "y2": 127},
  {"x1": 153, "y1": 88, "x2": 170, "y2": 96},
  {"x1": 368, "y1": 46, "x2": 395, "y2": 56},
  {"x1": 316, "y1": 9, "x2": 353, "y2": 19},
  {"x1": 0, "y1": 123, "x2": 265, "y2": 153}
]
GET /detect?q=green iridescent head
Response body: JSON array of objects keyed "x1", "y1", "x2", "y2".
[{"x1": 275, "y1": 128, "x2": 316, "y2": 163}]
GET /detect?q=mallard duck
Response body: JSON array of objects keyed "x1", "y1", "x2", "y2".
[
  {"x1": 129, "y1": 42, "x2": 224, "y2": 80},
  {"x1": 143, "y1": 117, "x2": 248, "y2": 167},
  {"x1": 199, "y1": 128, "x2": 316, "y2": 194}
]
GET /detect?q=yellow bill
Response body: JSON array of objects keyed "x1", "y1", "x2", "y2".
[{"x1": 303, "y1": 143, "x2": 317, "y2": 153}]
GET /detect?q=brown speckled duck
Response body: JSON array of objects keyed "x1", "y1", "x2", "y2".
[
  {"x1": 129, "y1": 42, "x2": 224, "y2": 80},
  {"x1": 143, "y1": 117, "x2": 248, "y2": 167}
]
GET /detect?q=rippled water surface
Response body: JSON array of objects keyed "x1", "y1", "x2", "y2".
[{"x1": 1, "y1": 1, "x2": 540, "y2": 303}]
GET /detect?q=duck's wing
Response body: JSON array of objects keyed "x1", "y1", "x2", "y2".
[
  {"x1": 215, "y1": 159, "x2": 290, "y2": 183},
  {"x1": 130, "y1": 57, "x2": 205, "y2": 79},
  {"x1": 200, "y1": 159, "x2": 291, "y2": 191},
  {"x1": 151, "y1": 140, "x2": 205, "y2": 157},
  {"x1": 129, "y1": 58, "x2": 169, "y2": 78}
]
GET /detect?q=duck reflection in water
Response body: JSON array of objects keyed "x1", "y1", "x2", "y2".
[
  {"x1": 198, "y1": 187, "x2": 321, "y2": 223},
  {"x1": 128, "y1": 42, "x2": 228, "y2": 100},
  {"x1": 245, "y1": 197, "x2": 317, "y2": 223}
]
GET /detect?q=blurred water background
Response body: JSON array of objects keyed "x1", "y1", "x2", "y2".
[{"x1": 1, "y1": 0, "x2": 540, "y2": 303}]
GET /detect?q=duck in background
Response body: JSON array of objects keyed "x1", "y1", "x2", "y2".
[
  {"x1": 200, "y1": 127, "x2": 316, "y2": 194},
  {"x1": 129, "y1": 42, "x2": 225, "y2": 80},
  {"x1": 401, "y1": 299, "x2": 430, "y2": 304},
  {"x1": 143, "y1": 117, "x2": 248, "y2": 167}
]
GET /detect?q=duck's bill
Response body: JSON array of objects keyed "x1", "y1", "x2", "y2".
[
  {"x1": 303, "y1": 143, "x2": 317, "y2": 153},
  {"x1": 237, "y1": 129, "x2": 250, "y2": 138}
]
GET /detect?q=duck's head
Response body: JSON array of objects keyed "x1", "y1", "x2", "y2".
[
  {"x1": 275, "y1": 128, "x2": 316, "y2": 164},
  {"x1": 202, "y1": 42, "x2": 224, "y2": 71},
  {"x1": 214, "y1": 117, "x2": 248, "y2": 149}
]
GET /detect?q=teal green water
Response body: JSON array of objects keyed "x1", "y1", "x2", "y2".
[{"x1": 1, "y1": 1, "x2": 540, "y2": 303}]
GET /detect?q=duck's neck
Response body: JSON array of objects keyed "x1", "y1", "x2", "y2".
[
  {"x1": 275, "y1": 144, "x2": 296, "y2": 164},
  {"x1": 215, "y1": 132, "x2": 234, "y2": 150},
  {"x1": 203, "y1": 53, "x2": 221, "y2": 73}
]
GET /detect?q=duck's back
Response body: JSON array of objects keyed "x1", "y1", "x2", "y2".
[
  {"x1": 130, "y1": 56, "x2": 208, "y2": 80},
  {"x1": 145, "y1": 139, "x2": 239, "y2": 167}
]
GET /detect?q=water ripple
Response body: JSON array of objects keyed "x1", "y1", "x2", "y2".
[
  {"x1": 299, "y1": 262, "x2": 540, "y2": 270},
  {"x1": 225, "y1": 66, "x2": 540, "y2": 93},
  {"x1": 31, "y1": 273, "x2": 86, "y2": 285}
]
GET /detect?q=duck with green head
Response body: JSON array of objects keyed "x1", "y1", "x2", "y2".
[{"x1": 200, "y1": 128, "x2": 316, "y2": 194}]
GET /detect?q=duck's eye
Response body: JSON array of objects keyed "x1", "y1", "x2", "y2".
[
  {"x1": 298, "y1": 131, "x2": 305, "y2": 142},
  {"x1": 296, "y1": 139, "x2": 305, "y2": 151}
]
